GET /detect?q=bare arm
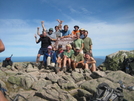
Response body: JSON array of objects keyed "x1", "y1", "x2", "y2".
[
  {"x1": 41, "y1": 21, "x2": 46, "y2": 31},
  {"x1": 37, "y1": 27, "x2": 40, "y2": 36},
  {"x1": 57, "y1": 19, "x2": 63, "y2": 30},
  {"x1": 0, "y1": 39, "x2": 5, "y2": 52},
  {"x1": 34, "y1": 34, "x2": 39, "y2": 43},
  {"x1": 87, "y1": 57, "x2": 96, "y2": 64}
]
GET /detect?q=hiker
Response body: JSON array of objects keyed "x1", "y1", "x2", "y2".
[
  {"x1": 43, "y1": 45, "x2": 57, "y2": 69},
  {"x1": 80, "y1": 28, "x2": 85, "y2": 39},
  {"x1": 55, "y1": 44, "x2": 64, "y2": 73},
  {"x1": 73, "y1": 32, "x2": 84, "y2": 54},
  {"x1": 83, "y1": 52, "x2": 96, "y2": 72},
  {"x1": 83, "y1": 30, "x2": 93, "y2": 56},
  {"x1": 37, "y1": 21, "x2": 47, "y2": 37},
  {"x1": 41, "y1": 21, "x2": 57, "y2": 46},
  {"x1": 62, "y1": 44, "x2": 74, "y2": 72},
  {"x1": 54, "y1": 25, "x2": 62, "y2": 38},
  {"x1": 34, "y1": 31, "x2": 51, "y2": 64},
  {"x1": 0, "y1": 39, "x2": 5, "y2": 52},
  {"x1": 57, "y1": 19, "x2": 71, "y2": 38},
  {"x1": 0, "y1": 91, "x2": 8, "y2": 101},
  {"x1": 71, "y1": 47, "x2": 84, "y2": 71},
  {"x1": 71, "y1": 25, "x2": 80, "y2": 38}
]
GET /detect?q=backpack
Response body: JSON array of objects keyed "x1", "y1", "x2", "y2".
[
  {"x1": 2, "y1": 54, "x2": 13, "y2": 67},
  {"x1": 123, "y1": 58, "x2": 134, "y2": 75},
  {"x1": 92, "y1": 83, "x2": 124, "y2": 101}
]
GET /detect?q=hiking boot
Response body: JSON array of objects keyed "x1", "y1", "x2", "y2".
[
  {"x1": 53, "y1": 67, "x2": 60, "y2": 74},
  {"x1": 68, "y1": 67, "x2": 72, "y2": 73},
  {"x1": 63, "y1": 66, "x2": 67, "y2": 73},
  {"x1": 83, "y1": 69, "x2": 90, "y2": 73}
]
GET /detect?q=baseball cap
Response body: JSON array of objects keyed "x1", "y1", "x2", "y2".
[
  {"x1": 48, "y1": 45, "x2": 52, "y2": 49},
  {"x1": 49, "y1": 28, "x2": 53, "y2": 31}
]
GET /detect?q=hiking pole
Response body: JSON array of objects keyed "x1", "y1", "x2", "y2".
[{"x1": 13, "y1": 94, "x2": 28, "y2": 101}]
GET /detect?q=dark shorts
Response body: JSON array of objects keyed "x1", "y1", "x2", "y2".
[{"x1": 38, "y1": 48, "x2": 47, "y2": 55}]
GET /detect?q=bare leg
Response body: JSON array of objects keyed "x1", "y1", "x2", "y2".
[
  {"x1": 63, "y1": 57, "x2": 67, "y2": 67},
  {"x1": 91, "y1": 63, "x2": 96, "y2": 72},
  {"x1": 36, "y1": 54, "x2": 41, "y2": 63}
]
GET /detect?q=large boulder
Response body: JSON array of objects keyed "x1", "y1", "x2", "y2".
[{"x1": 99, "y1": 50, "x2": 134, "y2": 70}]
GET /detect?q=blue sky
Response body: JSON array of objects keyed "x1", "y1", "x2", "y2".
[{"x1": 0, "y1": 0, "x2": 134, "y2": 57}]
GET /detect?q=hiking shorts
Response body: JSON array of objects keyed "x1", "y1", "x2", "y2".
[{"x1": 38, "y1": 48, "x2": 47, "y2": 55}]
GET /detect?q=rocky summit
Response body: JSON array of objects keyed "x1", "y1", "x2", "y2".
[{"x1": 0, "y1": 50, "x2": 134, "y2": 101}]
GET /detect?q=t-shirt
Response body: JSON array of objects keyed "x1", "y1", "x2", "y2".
[
  {"x1": 80, "y1": 34, "x2": 85, "y2": 39},
  {"x1": 60, "y1": 30, "x2": 71, "y2": 36},
  {"x1": 37, "y1": 36, "x2": 51, "y2": 48},
  {"x1": 83, "y1": 37, "x2": 92, "y2": 53},
  {"x1": 47, "y1": 32, "x2": 56, "y2": 39},
  {"x1": 63, "y1": 49, "x2": 74, "y2": 58},
  {"x1": 72, "y1": 30, "x2": 80, "y2": 35},
  {"x1": 71, "y1": 53, "x2": 84, "y2": 62},
  {"x1": 73, "y1": 39, "x2": 84, "y2": 49},
  {"x1": 54, "y1": 31, "x2": 62, "y2": 38}
]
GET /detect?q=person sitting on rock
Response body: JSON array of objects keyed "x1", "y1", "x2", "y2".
[
  {"x1": 43, "y1": 45, "x2": 57, "y2": 69},
  {"x1": 71, "y1": 47, "x2": 84, "y2": 72},
  {"x1": 54, "y1": 44, "x2": 64, "y2": 73},
  {"x1": 62, "y1": 44, "x2": 74, "y2": 73},
  {"x1": 83, "y1": 52, "x2": 96, "y2": 72}
]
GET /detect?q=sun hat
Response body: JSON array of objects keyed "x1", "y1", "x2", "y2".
[{"x1": 80, "y1": 28, "x2": 85, "y2": 31}]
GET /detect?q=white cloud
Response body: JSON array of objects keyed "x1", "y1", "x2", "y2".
[{"x1": 0, "y1": 19, "x2": 134, "y2": 56}]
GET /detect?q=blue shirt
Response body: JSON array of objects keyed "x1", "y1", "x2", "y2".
[{"x1": 60, "y1": 30, "x2": 71, "y2": 36}]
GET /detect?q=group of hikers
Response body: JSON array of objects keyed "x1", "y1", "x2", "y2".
[{"x1": 34, "y1": 19, "x2": 96, "y2": 73}]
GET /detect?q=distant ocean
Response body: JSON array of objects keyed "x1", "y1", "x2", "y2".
[{"x1": 0, "y1": 56, "x2": 105, "y2": 67}]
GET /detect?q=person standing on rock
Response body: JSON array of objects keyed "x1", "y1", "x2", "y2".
[
  {"x1": 70, "y1": 25, "x2": 80, "y2": 38},
  {"x1": 71, "y1": 47, "x2": 84, "y2": 72},
  {"x1": 35, "y1": 31, "x2": 51, "y2": 64},
  {"x1": 83, "y1": 52, "x2": 96, "y2": 72},
  {"x1": 83, "y1": 30, "x2": 93, "y2": 56},
  {"x1": 57, "y1": 19, "x2": 71, "y2": 38},
  {"x1": 73, "y1": 32, "x2": 84, "y2": 54}
]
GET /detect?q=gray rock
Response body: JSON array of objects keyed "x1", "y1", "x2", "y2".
[
  {"x1": 32, "y1": 78, "x2": 52, "y2": 90},
  {"x1": 90, "y1": 71, "x2": 106, "y2": 79},
  {"x1": 36, "y1": 83, "x2": 77, "y2": 101},
  {"x1": 57, "y1": 79, "x2": 78, "y2": 89},
  {"x1": 99, "y1": 50, "x2": 134, "y2": 70},
  {"x1": 46, "y1": 72, "x2": 61, "y2": 83},
  {"x1": 71, "y1": 72, "x2": 85, "y2": 83}
]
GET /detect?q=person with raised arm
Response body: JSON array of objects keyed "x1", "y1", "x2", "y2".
[
  {"x1": 57, "y1": 19, "x2": 71, "y2": 38},
  {"x1": 34, "y1": 31, "x2": 51, "y2": 65}
]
